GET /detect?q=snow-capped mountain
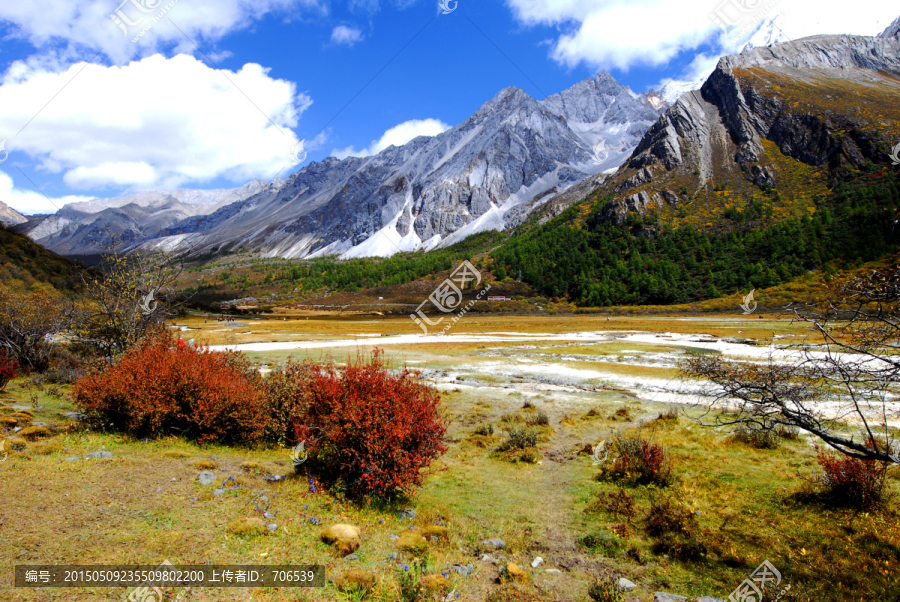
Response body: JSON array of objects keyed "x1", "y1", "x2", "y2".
[
  {"x1": 21, "y1": 180, "x2": 281, "y2": 257},
  {"x1": 30, "y1": 71, "x2": 665, "y2": 260}
]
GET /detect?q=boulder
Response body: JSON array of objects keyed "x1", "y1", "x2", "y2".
[{"x1": 320, "y1": 524, "x2": 361, "y2": 557}]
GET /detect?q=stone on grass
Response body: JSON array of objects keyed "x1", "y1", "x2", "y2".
[
  {"x1": 399, "y1": 508, "x2": 417, "y2": 519},
  {"x1": 162, "y1": 451, "x2": 190, "y2": 459},
  {"x1": 197, "y1": 471, "x2": 216, "y2": 485},
  {"x1": 333, "y1": 569, "x2": 374, "y2": 594},
  {"x1": 388, "y1": 552, "x2": 398, "y2": 560},
  {"x1": 63, "y1": 412, "x2": 87, "y2": 421},
  {"x1": 18, "y1": 426, "x2": 50, "y2": 441},
  {"x1": 31, "y1": 422, "x2": 47, "y2": 427},
  {"x1": 504, "y1": 563, "x2": 527, "y2": 580},
  {"x1": 226, "y1": 517, "x2": 268, "y2": 536},
  {"x1": 481, "y1": 538, "x2": 506, "y2": 550},
  {"x1": 343, "y1": 553, "x2": 358, "y2": 561},
  {"x1": 320, "y1": 524, "x2": 361, "y2": 557},
  {"x1": 213, "y1": 489, "x2": 224, "y2": 496},
  {"x1": 545, "y1": 569, "x2": 562, "y2": 575},
  {"x1": 84, "y1": 451, "x2": 113, "y2": 459},
  {"x1": 266, "y1": 523, "x2": 278, "y2": 533},
  {"x1": 531, "y1": 557, "x2": 543, "y2": 568},
  {"x1": 13, "y1": 405, "x2": 41, "y2": 412},
  {"x1": 423, "y1": 575, "x2": 448, "y2": 591},
  {"x1": 450, "y1": 564, "x2": 474, "y2": 577},
  {"x1": 396, "y1": 532, "x2": 429, "y2": 554},
  {"x1": 655, "y1": 593, "x2": 688, "y2": 602},
  {"x1": 421, "y1": 526, "x2": 449, "y2": 542},
  {"x1": 618, "y1": 578, "x2": 637, "y2": 592}
]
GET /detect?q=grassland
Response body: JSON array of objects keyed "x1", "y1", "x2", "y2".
[{"x1": 1, "y1": 315, "x2": 898, "y2": 602}]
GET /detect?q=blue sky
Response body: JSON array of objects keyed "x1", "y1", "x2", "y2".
[{"x1": 0, "y1": 0, "x2": 896, "y2": 214}]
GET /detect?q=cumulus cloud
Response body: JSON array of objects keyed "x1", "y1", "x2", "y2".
[
  {"x1": 0, "y1": 0, "x2": 325, "y2": 64},
  {"x1": 0, "y1": 171, "x2": 93, "y2": 215},
  {"x1": 331, "y1": 25, "x2": 364, "y2": 46},
  {"x1": 506, "y1": 0, "x2": 900, "y2": 71},
  {"x1": 0, "y1": 54, "x2": 311, "y2": 204},
  {"x1": 332, "y1": 118, "x2": 451, "y2": 159}
]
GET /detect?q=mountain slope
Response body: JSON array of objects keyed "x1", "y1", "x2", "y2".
[
  {"x1": 0, "y1": 201, "x2": 27, "y2": 226},
  {"x1": 591, "y1": 32, "x2": 900, "y2": 227},
  {"x1": 21, "y1": 180, "x2": 279, "y2": 258},
  {"x1": 489, "y1": 28, "x2": 900, "y2": 306},
  {"x1": 116, "y1": 72, "x2": 664, "y2": 260},
  {"x1": 0, "y1": 225, "x2": 86, "y2": 294}
]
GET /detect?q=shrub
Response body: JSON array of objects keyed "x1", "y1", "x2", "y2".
[
  {"x1": 73, "y1": 332, "x2": 267, "y2": 445},
  {"x1": 645, "y1": 495, "x2": 706, "y2": 561},
  {"x1": 580, "y1": 531, "x2": 623, "y2": 557},
  {"x1": 263, "y1": 361, "x2": 314, "y2": 443},
  {"x1": 498, "y1": 425, "x2": 539, "y2": 451},
  {"x1": 604, "y1": 431, "x2": 674, "y2": 486},
  {"x1": 730, "y1": 426, "x2": 780, "y2": 449},
  {"x1": 0, "y1": 349, "x2": 18, "y2": 392},
  {"x1": 588, "y1": 488, "x2": 637, "y2": 521},
  {"x1": 609, "y1": 407, "x2": 633, "y2": 421},
  {"x1": 525, "y1": 409, "x2": 549, "y2": 426},
  {"x1": 290, "y1": 350, "x2": 447, "y2": 501},
  {"x1": 474, "y1": 422, "x2": 494, "y2": 436},
  {"x1": 588, "y1": 578, "x2": 624, "y2": 602},
  {"x1": 814, "y1": 446, "x2": 889, "y2": 510}
]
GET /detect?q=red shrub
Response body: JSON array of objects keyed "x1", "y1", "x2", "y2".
[
  {"x1": 288, "y1": 350, "x2": 447, "y2": 500},
  {"x1": 73, "y1": 333, "x2": 266, "y2": 444},
  {"x1": 605, "y1": 432, "x2": 674, "y2": 486},
  {"x1": 815, "y1": 446, "x2": 889, "y2": 510},
  {"x1": 0, "y1": 349, "x2": 18, "y2": 391}
]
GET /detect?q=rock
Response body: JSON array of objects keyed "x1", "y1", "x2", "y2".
[
  {"x1": 156, "y1": 488, "x2": 163, "y2": 494},
  {"x1": 481, "y1": 538, "x2": 506, "y2": 550},
  {"x1": 63, "y1": 456, "x2": 81, "y2": 462},
  {"x1": 13, "y1": 405, "x2": 40, "y2": 412},
  {"x1": 388, "y1": 553, "x2": 398, "y2": 561},
  {"x1": 264, "y1": 511, "x2": 274, "y2": 519},
  {"x1": 531, "y1": 557, "x2": 543, "y2": 568},
  {"x1": 13, "y1": 427, "x2": 21, "y2": 433},
  {"x1": 423, "y1": 575, "x2": 449, "y2": 591},
  {"x1": 388, "y1": 534, "x2": 400, "y2": 540},
  {"x1": 226, "y1": 517, "x2": 268, "y2": 536},
  {"x1": 399, "y1": 508, "x2": 418, "y2": 519},
  {"x1": 333, "y1": 569, "x2": 374, "y2": 594},
  {"x1": 265, "y1": 523, "x2": 277, "y2": 533},
  {"x1": 31, "y1": 422, "x2": 47, "y2": 427},
  {"x1": 618, "y1": 578, "x2": 637, "y2": 592},
  {"x1": 320, "y1": 524, "x2": 361, "y2": 557},
  {"x1": 197, "y1": 471, "x2": 216, "y2": 486},
  {"x1": 450, "y1": 564, "x2": 474, "y2": 577},
  {"x1": 694, "y1": 598, "x2": 725, "y2": 602},
  {"x1": 655, "y1": 593, "x2": 688, "y2": 602},
  {"x1": 504, "y1": 562, "x2": 527, "y2": 580},
  {"x1": 343, "y1": 553, "x2": 358, "y2": 561},
  {"x1": 263, "y1": 475, "x2": 286, "y2": 482},
  {"x1": 421, "y1": 526, "x2": 449, "y2": 542},
  {"x1": 212, "y1": 489, "x2": 224, "y2": 496},
  {"x1": 84, "y1": 451, "x2": 113, "y2": 459},
  {"x1": 63, "y1": 412, "x2": 87, "y2": 421},
  {"x1": 396, "y1": 532, "x2": 429, "y2": 553},
  {"x1": 545, "y1": 569, "x2": 562, "y2": 575}
]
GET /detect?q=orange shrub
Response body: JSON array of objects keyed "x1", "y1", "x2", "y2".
[
  {"x1": 815, "y1": 446, "x2": 889, "y2": 510},
  {"x1": 73, "y1": 333, "x2": 266, "y2": 444},
  {"x1": 0, "y1": 349, "x2": 18, "y2": 391}
]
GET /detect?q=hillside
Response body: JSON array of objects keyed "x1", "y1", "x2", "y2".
[
  {"x1": 490, "y1": 31, "x2": 900, "y2": 306},
  {"x1": 0, "y1": 225, "x2": 86, "y2": 294}
]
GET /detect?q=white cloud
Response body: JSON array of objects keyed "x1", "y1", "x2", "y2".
[
  {"x1": 331, "y1": 25, "x2": 364, "y2": 46},
  {"x1": 0, "y1": 54, "x2": 312, "y2": 204},
  {"x1": 332, "y1": 118, "x2": 451, "y2": 159},
  {"x1": 0, "y1": 170, "x2": 92, "y2": 215},
  {"x1": 505, "y1": 0, "x2": 900, "y2": 71},
  {"x1": 0, "y1": 0, "x2": 325, "y2": 64}
]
